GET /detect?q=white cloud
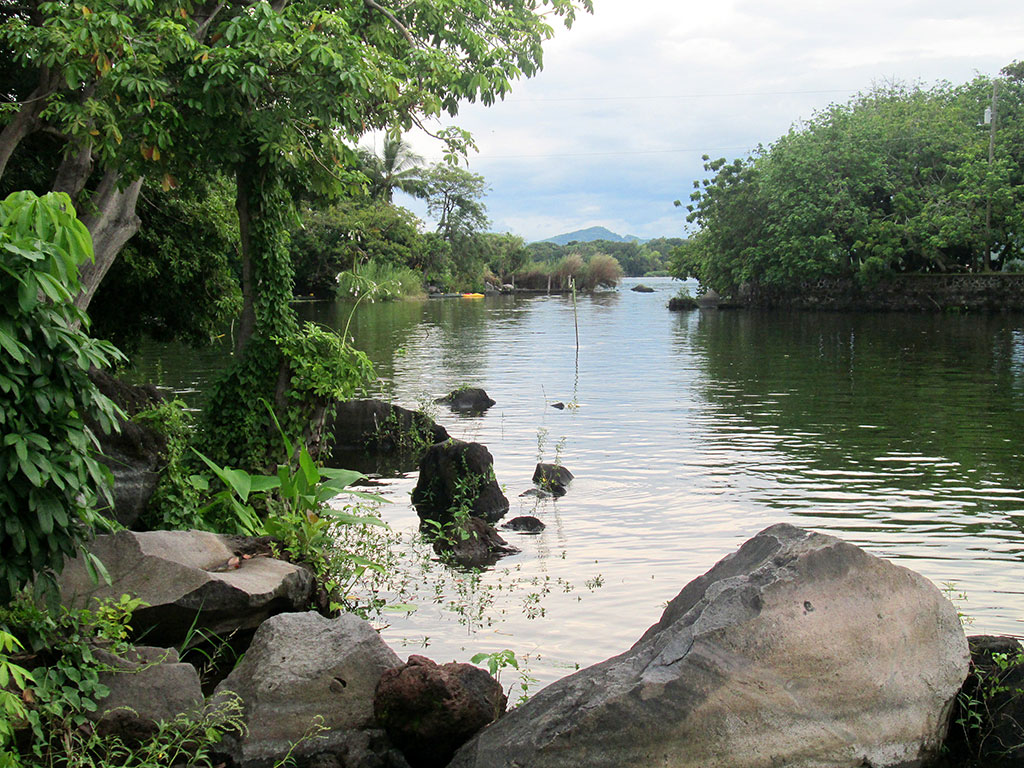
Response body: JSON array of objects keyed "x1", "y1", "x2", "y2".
[{"x1": 385, "y1": 0, "x2": 1024, "y2": 242}]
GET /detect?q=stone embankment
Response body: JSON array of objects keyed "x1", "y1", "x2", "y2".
[{"x1": 723, "y1": 274, "x2": 1024, "y2": 312}]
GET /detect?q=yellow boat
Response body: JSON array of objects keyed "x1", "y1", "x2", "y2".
[{"x1": 461, "y1": 293, "x2": 485, "y2": 299}]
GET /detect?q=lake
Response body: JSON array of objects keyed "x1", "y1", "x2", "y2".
[{"x1": 130, "y1": 276, "x2": 1024, "y2": 692}]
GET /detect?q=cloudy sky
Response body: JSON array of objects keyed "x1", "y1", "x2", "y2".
[{"x1": 379, "y1": 0, "x2": 1024, "y2": 243}]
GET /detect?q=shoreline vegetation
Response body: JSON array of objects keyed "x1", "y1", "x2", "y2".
[{"x1": 670, "y1": 66, "x2": 1024, "y2": 309}]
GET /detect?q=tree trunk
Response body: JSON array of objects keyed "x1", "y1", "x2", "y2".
[
  {"x1": 52, "y1": 142, "x2": 95, "y2": 200},
  {"x1": 235, "y1": 162, "x2": 256, "y2": 354},
  {"x1": 0, "y1": 72, "x2": 57, "y2": 182},
  {"x1": 75, "y1": 172, "x2": 143, "y2": 312}
]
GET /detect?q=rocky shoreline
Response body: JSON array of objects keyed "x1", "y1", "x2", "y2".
[
  {"x1": 678, "y1": 274, "x2": 1024, "y2": 313},
  {"x1": 57, "y1": 383, "x2": 1024, "y2": 768},
  {"x1": 49, "y1": 522, "x2": 1024, "y2": 768}
]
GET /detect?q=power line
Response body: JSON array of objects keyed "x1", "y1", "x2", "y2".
[
  {"x1": 475, "y1": 145, "x2": 757, "y2": 160},
  {"x1": 505, "y1": 88, "x2": 859, "y2": 104}
]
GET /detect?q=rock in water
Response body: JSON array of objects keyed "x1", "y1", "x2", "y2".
[
  {"x1": 214, "y1": 612, "x2": 404, "y2": 768},
  {"x1": 431, "y1": 517, "x2": 518, "y2": 569},
  {"x1": 502, "y1": 516, "x2": 546, "y2": 533},
  {"x1": 435, "y1": 388, "x2": 496, "y2": 413},
  {"x1": 532, "y1": 463, "x2": 573, "y2": 497},
  {"x1": 450, "y1": 523, "x2": 969, "y2": 768},
  {"x1": 374, "y1": 655, "x2": 506, "y2": 768},
  {"x1": 412, "y1": 440, "x2": 509, "y2": 524},
  {"x1": 324, "y1": 399, "x2": 449, "y2": 472}
]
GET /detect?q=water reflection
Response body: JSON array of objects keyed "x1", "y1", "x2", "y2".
[
  {"x1": 129, "y1": 280, "x2": 1024, "y2": 686},
  {"x1": 678, "y1": 309, "x2": 1024, "y2": 632}
]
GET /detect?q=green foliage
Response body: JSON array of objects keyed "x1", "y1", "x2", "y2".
[
  {"x1": 277, "y1": 323, "x2": 376, "y2": 403},
  {"x1": 133, "y1": 400, "x2": 204, "y2": 531},
  {"x1": 190, "y1": 413, "x2": 389, "y2": 604},
  {"x1": 469, "y1": 648, "x2": 538, "y2": 706},
  {"x1": 356, "y1": 137, "x2": 426, "y2": 203},
  {"x1": 512, "y1": 251, "x2": 623, "y2": 291},
  {"x1": 526, "y1": 238, "x2": 678, "y2": 278},
  {"x1": 0, "y1": 592, "x2": 245, "y2": 768},
  {"x1": 471, "y1": 648, "x2": 518, "y2": 678},
  {"x1": 422, "y1": 164, "x2": 490, "y2": 242},
  {"x1": 677, "y1": 77, "x2": 1024, "y2": 295},
  {"x1": 90, "y1": 173, "x2": 242, "y2": 352},
  {"x1": 0, "y1": 190, "x2": 125, "y2": 603},
  {"x1": 290, "y1": 200, "x2": 427, "y2": 297},
  {"x1": 200, "y1": 323, "x2": 374, "y2": 472},
  {"x1": 955, "y1": 648, "x2": 1024, "y2": 760},
  {"x1": 336, "y1": 260, "x2": 426, "y2": 301}
]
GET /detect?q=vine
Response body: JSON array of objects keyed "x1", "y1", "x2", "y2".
[{"x1": 0, "y1": 190, "x2": 124, "y2": 603}]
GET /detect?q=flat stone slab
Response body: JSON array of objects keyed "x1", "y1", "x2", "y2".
[{"x1": 59, "y1": 530, "x2": 314, "y2": 645}]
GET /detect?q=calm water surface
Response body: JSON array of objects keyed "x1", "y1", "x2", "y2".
[{"x1": 131, "y1": 277, "x2": 1024, "y2": 690}]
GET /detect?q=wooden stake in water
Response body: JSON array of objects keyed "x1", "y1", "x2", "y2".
[{"x1": 570, "y1": 276, "x2": 579, "y2": 356}]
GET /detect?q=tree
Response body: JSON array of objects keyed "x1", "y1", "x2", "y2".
[
  {"x1": 421, "y1": 163, "x2": 490, "y2": 241},
  {"x1": 357, "y1": 136, "x2": 426, "y2": 203},
  {"x1": 676, "y1": 77, "x2": 1024, "y2": 295},
  {"x1": 289, "y1": 200, "x2": 424, "y2": 297},
  {"x1": 1, "y1": 0, "x2": 593, "y2": 327},
  {"x1": 3, "y1": 0, "x2": 594, "y2": 469},
  {"x1": 89, "y1": 171, "x2": 241, "y2": 351}
]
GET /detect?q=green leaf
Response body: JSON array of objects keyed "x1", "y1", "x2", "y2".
[
  {"x1": 322, "y1": 509, "x2": 386, "y2": 527},
  {"x1": 249, "y1": 475, "x2": 281, "y2": 493},
  {"x1": 0, "y1": 326, "x2": 26, "y2": 364},
  {"x1": 298, "y1": 445, "x2": 319, "y2": 486},
  {"x1": 192, "y1": 448, "x2": 252, "y2": 501}
]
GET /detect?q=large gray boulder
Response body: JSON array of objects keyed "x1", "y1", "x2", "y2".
[
  {"x1": 91, "y1": 646, "x2": 202, "y2": 742},
  {"x1": 213, "y1": 612, "x2": 404, "y2": 768},
  {"x1": 59, "y1": 530, "x2": 314, "y2": 646},
  {"x1": 450, "y1": 523, "x2": 969, "y2": 768}
]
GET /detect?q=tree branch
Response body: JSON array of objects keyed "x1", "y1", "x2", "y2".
[
  {"x1": 364, "y1": 0, "x2": 417, "y2": 50},
  {"x1": 193, "y1": 1, "x2": 226, "y2": 41}
]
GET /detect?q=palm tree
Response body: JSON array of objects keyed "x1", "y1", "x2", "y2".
[{"x1": 357, "y1": 136, "x2": 426, "y2": 203}]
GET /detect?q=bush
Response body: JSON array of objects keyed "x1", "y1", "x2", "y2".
[
  {"x1": 0, "y1": 191, "x2": 124, "y2": 603},
  {"x1": 133, "y1": 400, "x2": 204, "y2": 531},
  {"x1": 580, "y1": 253, "x2": 623, "y2": 290},
  {"x1": 336, "y1": 259, "x2": 425, "y2": 300}
]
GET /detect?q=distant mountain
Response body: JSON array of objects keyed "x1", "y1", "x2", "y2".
[{"x1": 540, "y1": 226, "x2": 644, "y2": 246}]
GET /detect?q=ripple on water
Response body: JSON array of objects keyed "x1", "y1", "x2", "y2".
[{"x1": 129, "y1": 281, "x2": 1024, "y2": 687}]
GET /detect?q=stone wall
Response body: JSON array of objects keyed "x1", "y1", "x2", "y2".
[{"x1": 745, "y1": 274, "x2": 1024, "y2": 312}]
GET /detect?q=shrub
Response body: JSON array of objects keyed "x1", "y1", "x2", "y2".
[
  {"x1": 552, "y1": 253, "x2": 584, "y2": 290},
  {"x1": 0, "y1": 190, "x2": 124, "y2": 603},
  {"x1": 581, "y1": 253, "x2": 623, "y2": 290},
  {"x1": 336, "y1": 259, "x2": 425, "y2": 301}
]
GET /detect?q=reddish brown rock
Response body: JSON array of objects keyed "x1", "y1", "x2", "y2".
[{"x1": 374, "y1": 655, "x2": 506, "y2": 768}]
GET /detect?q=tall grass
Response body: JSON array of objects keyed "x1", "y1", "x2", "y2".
[
  {"x1": 336, "y1": 260, "x2": 425, "y2": 301},
  {"x1": 512, "y1": 252, "x2": 624, "y2": 291}
]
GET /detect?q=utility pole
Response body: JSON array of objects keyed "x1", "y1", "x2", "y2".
[{"x1": 984, "y1": 79, "x2": 999, "y2": 272}]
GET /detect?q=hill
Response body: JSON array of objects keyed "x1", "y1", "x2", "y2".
[{"x1": 540, "y1": 226, "x2": 643, "y2": 246}]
